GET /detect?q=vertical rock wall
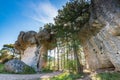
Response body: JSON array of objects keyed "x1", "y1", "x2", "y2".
[{"x1": 82, "y1": 0, "x2": 120, "y2": 71}]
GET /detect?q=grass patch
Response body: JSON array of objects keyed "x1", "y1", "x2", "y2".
[
  {"x1": 0, "y1": 64, "x2": 5, "y2": 73},
  {"x1": 41, "y1": 68, "x2": 53, "y2": 73},
  {"x1": 50, "y1": 72, "x2": 82, "y2": 80},
  {"x1": 0, "y1": 64, "x2": 10, "y2": 74},
  {"x1": 92, "y1": 72, "x2": 120, "y2": 80}
]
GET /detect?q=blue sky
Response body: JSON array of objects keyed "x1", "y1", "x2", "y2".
[{"x1": 0, "y1": 0, "x2": 68, "y2": 49}]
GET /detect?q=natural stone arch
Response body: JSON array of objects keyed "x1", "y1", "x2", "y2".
[{"x1": 14, "y1": 0, "x2": 120, "y2": 72}]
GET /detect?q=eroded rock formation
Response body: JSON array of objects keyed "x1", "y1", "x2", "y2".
[
  {"x1": 14, "y1": 29, "x2": 56, "y2": 71},
  {"x1": 14, "y1": 31, "x2": 38, "y2": 70}
]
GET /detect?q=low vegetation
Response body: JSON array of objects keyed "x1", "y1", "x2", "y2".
[
  {"x1": 21, "y1": 66, "x2": 36, "y2": 74},
  {"x1": 48, "y1": 71, "x2": 120, "y2": 80},
  {"x1": 0, "y1": 64, "x2": 5, "y2": 73},
  {"x1": 50, "y1": 72, "x2": 82, "y2": 80},
  {"x1": 41, "y1": 67, "x2": 53, "y2": 73},
  {"x1": 92, "y1": 72, "x2": 120, "y2": 80}
]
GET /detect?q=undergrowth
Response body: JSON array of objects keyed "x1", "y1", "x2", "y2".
[{"x1": 50, "y1": 72, "x2": 82, "y2": 80}]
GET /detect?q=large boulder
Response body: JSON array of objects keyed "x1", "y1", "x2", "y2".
[{"x1": 4, "y1": 59, "x2": 35, "y2": 73}]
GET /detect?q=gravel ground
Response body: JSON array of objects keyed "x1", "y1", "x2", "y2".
[{"x1": 0, "y1": 72, "x2": 61, "y2": 80}]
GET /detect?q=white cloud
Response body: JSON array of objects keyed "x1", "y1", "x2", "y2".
[{"x1": 24, "y1": 1, "x2": 58, "y2": 24}]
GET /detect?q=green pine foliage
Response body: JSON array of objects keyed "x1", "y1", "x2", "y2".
[{"x1": 54, "y1": 0, "x2": 90, "y2": 40}]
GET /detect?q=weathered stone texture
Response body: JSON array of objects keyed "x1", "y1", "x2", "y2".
[
  {"x1": 83, "y1": 0, "x2": 120, "y2": 71},
  {"x1": 21, "y1": 45, "x2": 38, "y2": 71},
  {"x1": 4, "y1": 59, "x2": 30, "y2": 73}
]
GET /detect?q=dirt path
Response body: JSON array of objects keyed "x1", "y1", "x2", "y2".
[{"x1": 0, "y1": 72, "x2": 62, "y2": 80}]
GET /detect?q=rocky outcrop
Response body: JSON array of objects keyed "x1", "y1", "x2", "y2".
[
  {"x1": 14, "y1": 29, "x2": 56, "y2": 71},
  {"x1": 4, "y1": 59, "x2": 34, "y2": 73},
  {"x1": 14, "y1": 31, "x2": 38, "y2": 71},
  {"x1": 80, "y1": 0, "x2": 120, "y2": 71}
]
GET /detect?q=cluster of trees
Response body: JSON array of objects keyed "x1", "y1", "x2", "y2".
[
  {"x1": 42, "y1": 0, "x2": 90, "y2": 73},
  {"x1": 0, "y1": 44, "x2": 19, "y2": 63}
]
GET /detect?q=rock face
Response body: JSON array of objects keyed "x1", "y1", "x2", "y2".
[
  {"x1": 21, "y1": 45, "x2": 38, "y2": 71},
  {"x1": 81, "y1": 0, "x2": 120, "y2": 71},
  {"x1": 4, "y1": 59, "x2": 30, "y2": 73}
]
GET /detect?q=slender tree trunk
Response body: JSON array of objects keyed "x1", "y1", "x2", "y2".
[
  {"x1": 70, "y1": 48, "x2": 73, "y2": 72},
  {"x1": 68, "y1": 44, "x2": 70, "y2": 71},
  {"x1": 60, "y1": 47, "x2": 63, "y2": 70},
  {"x1": 71, "y1": 33, "x2": 83, "y2": 73},
  {"x1": 73, "y1": 45, "x2": 83, "y2": 73},
  {"x1": 57, "y1": 45, "x2": 59, "y2": 70},
  {"x1": 63, "y1": 47, "x2": 65, "y2": 70},
  {"x1": 54, "y1": 48, "x2": 56, "y2": 71},
  {"x1": 66, "y1": 46, "x2": 69, "y2": 70},
  {"x1": 48, "y1": 50, "x2": 51, "y2": 70}
]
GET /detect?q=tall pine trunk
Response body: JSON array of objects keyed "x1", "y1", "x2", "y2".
[{"x1": 73, "y1": 41, "x2": 83, "y2": 73}]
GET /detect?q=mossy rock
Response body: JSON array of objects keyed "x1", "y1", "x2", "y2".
[{"x1": 4, "y1": 59, "x2": 36, "y2": 74}]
